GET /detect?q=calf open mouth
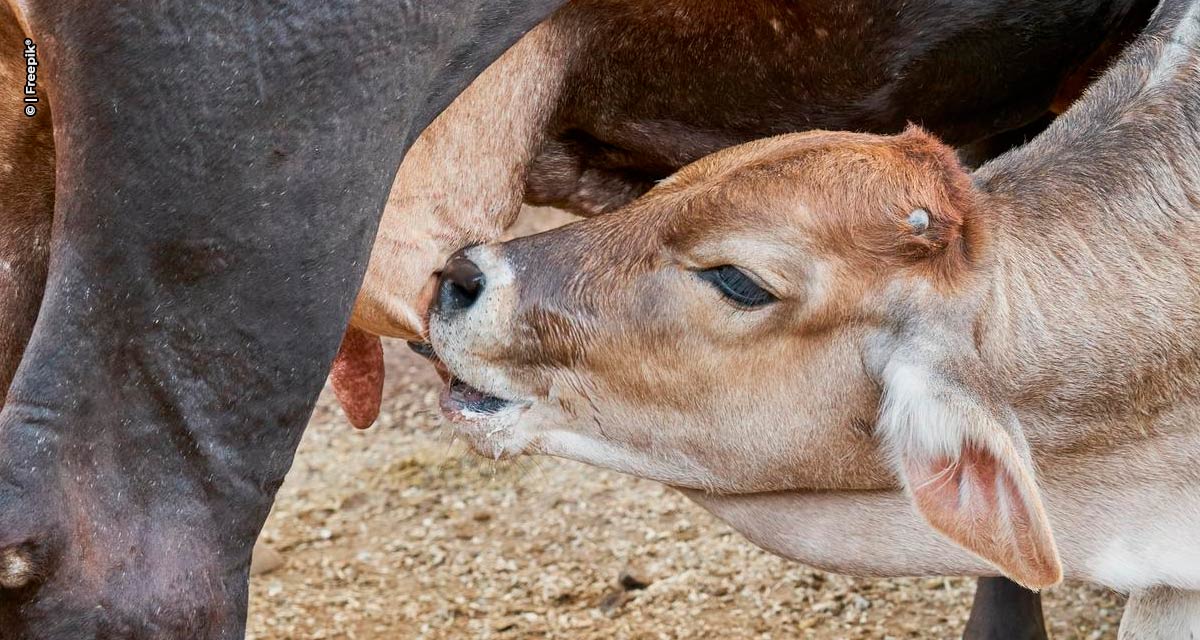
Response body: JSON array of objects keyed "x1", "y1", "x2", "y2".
[
  {"x1": 444, "y1": 377, "x2": 515, "y2": 415},
  {"x1": 407, "y1": 340, "x2": 524, "y2": 419}
]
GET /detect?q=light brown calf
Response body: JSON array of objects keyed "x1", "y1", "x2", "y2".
[{"x1": 427, "y1": 1, "x2": 1200, "y2": 635}]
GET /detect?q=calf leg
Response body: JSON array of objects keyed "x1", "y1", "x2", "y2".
[
  {"x1": 963, "y1": 577, "x2": 1048, "y2": 640},
  {"x1": 1119, "y1": 587, "x2": 1200, "y2": 639}
]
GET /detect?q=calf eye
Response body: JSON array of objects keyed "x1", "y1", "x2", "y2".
[{"x1": 696, "y1": 266, "x2": 776, "y2": 308}]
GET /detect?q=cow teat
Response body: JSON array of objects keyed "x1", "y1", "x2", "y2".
[{"x1": 330, "y1": 327, "x2": 384, "y2": 430}]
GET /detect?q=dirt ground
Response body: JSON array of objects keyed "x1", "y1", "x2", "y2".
[{"x1": 246, "y1": 209, "x2": 1124, "y2": 640}]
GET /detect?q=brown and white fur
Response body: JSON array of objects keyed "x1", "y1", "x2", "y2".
[
  {"x1": 427, "y1": 0, "x2": 1200, "y2": 635},
  {"x1": 352, "y1": 0, "x2": 1149, "y2": 343}
]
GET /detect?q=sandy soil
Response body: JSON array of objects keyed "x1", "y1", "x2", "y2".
[{"x1": 246, "y1": 209, "x2": 1124, "y2": 640}]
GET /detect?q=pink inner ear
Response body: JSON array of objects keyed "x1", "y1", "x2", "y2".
[{"x1": 905, "y1": 444, "x2": 1061, "y2": 589}]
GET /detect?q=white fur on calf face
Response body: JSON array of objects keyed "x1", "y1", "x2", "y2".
[{"x1": 428, "y1": 245, "x2": 539, "y2": 459}]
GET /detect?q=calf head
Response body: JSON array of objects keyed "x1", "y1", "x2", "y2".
[{"x1": 429, "y1": 126, "x2": 1062, "y2": 588}]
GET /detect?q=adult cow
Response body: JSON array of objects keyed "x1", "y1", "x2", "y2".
[
  {"x1": 0, "y1": 2, "x2": 561, "y2": 638},
  {"x1": 0, "y1": 1, "x2": 1155, "y2": 640}
]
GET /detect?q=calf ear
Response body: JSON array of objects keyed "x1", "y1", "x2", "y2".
[{"x1": 877, "y1": 357, "x2": 1062, "y2": 590}]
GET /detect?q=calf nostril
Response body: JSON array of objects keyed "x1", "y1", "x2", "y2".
[{"x1": 437, "y1": 254, "x2": 486, "y2": 314}]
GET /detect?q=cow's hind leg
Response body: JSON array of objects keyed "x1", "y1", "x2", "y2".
[
  {"x1": 963, "y1": 577, "x2": 1049, "y2": 640},
  {"x1": 1119, "y1": 587, "x2": 1200, "y2": 639}
]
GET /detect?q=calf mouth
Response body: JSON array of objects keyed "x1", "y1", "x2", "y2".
[
  {"x1": 407, "y1": 341, "x2": 532, "y2": 456},
  {"x1": 442, "y1": 376, "x2": 520, "y2": 418},
  {"x1": 408, "y1": 340, "x2": 519, "y2": 416}
]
